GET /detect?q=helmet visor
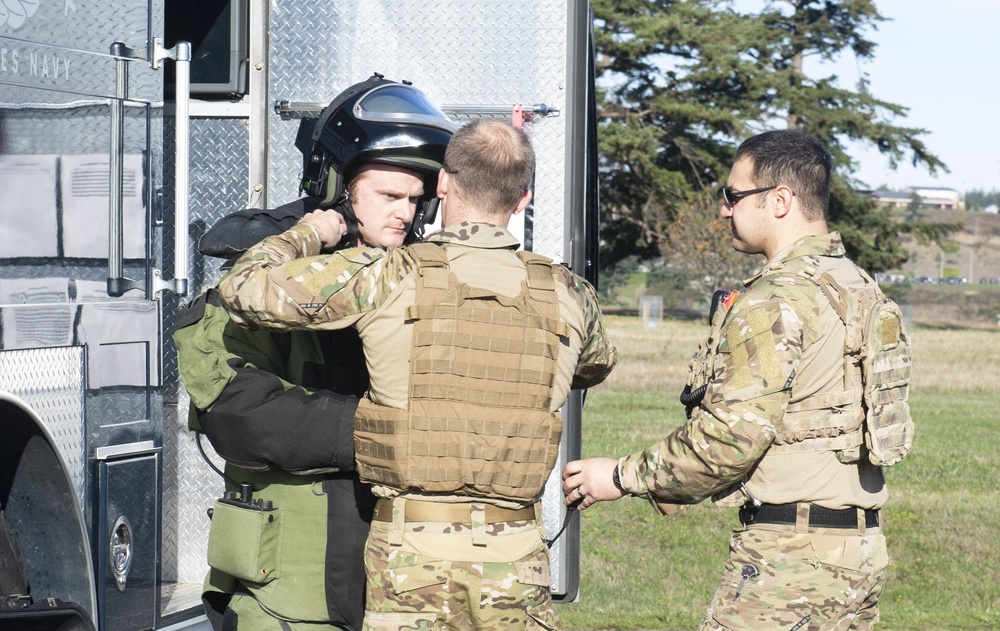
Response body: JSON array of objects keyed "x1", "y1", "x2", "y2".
[{"x1": 354, "y1": 84, "x2": 458, "y2": 133}]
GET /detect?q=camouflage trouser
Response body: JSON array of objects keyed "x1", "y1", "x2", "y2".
[
  {"x1": 361, "y1": 520, "x2": 561, "y2": 630},
  {"x1": 699, "y1": 524, "x2": 889, "y2": 631}
]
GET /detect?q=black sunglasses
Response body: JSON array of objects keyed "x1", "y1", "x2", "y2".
[{"x1": 721, "y1": 185, "x2": 776, "y2": 207}]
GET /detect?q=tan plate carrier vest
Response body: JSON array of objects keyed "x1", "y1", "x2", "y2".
[
  {"x1": 354, "y1": 243, "x2": 569, "y2": 502},
  {"x1": 767, "y1": 265, "x2": 913, "y2": 466},
  {"x1": 692, "y1": 264, "x2": 912, "y2": 472}
]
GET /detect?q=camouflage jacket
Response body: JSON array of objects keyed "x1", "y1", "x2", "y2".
[
  {"x1": 618, "y1": 232, "x2": 884, "y2": 509},
  {"x1": 218, "y1": 221, "x2": 617, "y2": 409}
]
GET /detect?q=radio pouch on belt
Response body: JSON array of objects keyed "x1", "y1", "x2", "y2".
[{"x1": 207, "y1": 495, "x2": 282, "y2": 584}]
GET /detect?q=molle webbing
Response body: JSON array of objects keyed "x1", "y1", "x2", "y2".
[
  {"x1": 769, "y1": 382, "x2": 865, "y2": 454},
  {"x1": 769, "y1": 263, "x2": 913, "y2": 466},
  {"x1": 768, "y1": 265, "x2": 865, "y2": 455},
  {"x1": 354, "y1": 243, "x2": 567, "y2": 502}
]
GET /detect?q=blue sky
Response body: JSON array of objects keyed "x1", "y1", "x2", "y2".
[{"x1": 808, "y1": 0, "x2": 1000, "y2": 193}]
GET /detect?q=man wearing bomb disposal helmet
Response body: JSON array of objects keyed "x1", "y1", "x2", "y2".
[
  {"x1": 174, "y1": 74, "x2": 453, "y2": 631},
  {"x1": 296, "y1": 72, "x2": 455, "y2": 247}
]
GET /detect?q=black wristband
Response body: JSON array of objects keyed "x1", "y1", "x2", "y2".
[{"x1": 612, "y1": 463, "x2": 625, "y2": 493}]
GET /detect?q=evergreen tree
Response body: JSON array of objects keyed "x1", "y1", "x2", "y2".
[
  {"x1": 965, "y1": 188, "x2": 1000, "y2": 212},
  {"x1": 594, "y1": 0, "x2": 946, "y2": 279}
]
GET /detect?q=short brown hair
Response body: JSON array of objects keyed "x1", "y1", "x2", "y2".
[
  {"x1": 734, "y1": 129, "x2": 832, "y2": 221},
  {"x1": 443, "y1": 119, "x2": 535, "y2": 218}
]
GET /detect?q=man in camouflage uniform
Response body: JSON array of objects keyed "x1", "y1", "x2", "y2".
[
  {"x1": 175, "y1": 75, "x2": 452, "y2": 631},
  {"x1": 563, "y1": 130, "x2": 894, "y2": 630},
  {"x1": 218, "y1": 119, "x2": 617, "y2": 630}
]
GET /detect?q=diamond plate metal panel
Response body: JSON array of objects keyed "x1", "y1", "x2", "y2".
[
  {"x1": 160, "y1": 395, "x2": 222, "y2": 592},
  {"x1": 161, "y1": 118, "x2": 248, "y2": 594},
  {"x1": 266, "y1": 0, "x2": 571, "y2": 261},
  {"x1": 1, "y1": 0, "x2": 148, "y2": 58},
  {"x1": 0, "y1": 103, "x2": 151, "y2": 284},
  {"x1": 0, "y1": 107, "x2": 111, "y2": 155},
  {"x1": 1, "y1": 0, "x2": 162, "y2": 104},
  {"x1": 169, "y1": 117, "x2": 252, "y2": 296},
  {"x1": 0, "y1": 346, "x2": 86, "y2": 507}
]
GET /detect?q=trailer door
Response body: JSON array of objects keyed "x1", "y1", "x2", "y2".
[
  {"x1": 260, "y1": 0, "x2": 598, "y2": 601},
  {"x1": 0, "y1": 1, "x2": 202, "y2": 629}
]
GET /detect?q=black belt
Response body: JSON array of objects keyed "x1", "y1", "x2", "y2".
[{"x1": 739, "y1": 503, "x2": 879, "y2": 529}]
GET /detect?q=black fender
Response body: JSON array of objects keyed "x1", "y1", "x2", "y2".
[{"x1": 0, "y1": 394, "x2": 97, "y2": 630}]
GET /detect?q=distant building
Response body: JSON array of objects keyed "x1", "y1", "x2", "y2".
[
  {"x1": 906, "y1": 186, "x2": 965, "y2": 210},
  {"x1": 859, "y1": 186, "x2": 965, "y2": 211},
  {"x1": 862, "y1": 189, "x2": 913, "y2": 208}
]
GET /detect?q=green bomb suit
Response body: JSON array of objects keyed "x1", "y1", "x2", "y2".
[{"x1": 175, "y1": 206, "x2": 376, "y2": 631}]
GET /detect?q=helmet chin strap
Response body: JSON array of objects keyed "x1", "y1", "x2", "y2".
[
  {"x1": 333, "y1": 194, "x2": 363, "y2": 243},
  {"x1": 408, "y1": 197, "x2": 439, "y2": 243}
]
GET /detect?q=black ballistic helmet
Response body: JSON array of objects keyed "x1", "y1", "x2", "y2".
[{"x1": 296, "y1": 74, "x2": 455, "y2": 235}]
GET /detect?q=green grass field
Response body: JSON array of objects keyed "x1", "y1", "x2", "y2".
[{"x1": 559, "y1": 315, "x2": 1000, "y2": 630}]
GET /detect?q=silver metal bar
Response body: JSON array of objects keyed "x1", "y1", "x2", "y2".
[
  {"x1": 152, "y1": 38, "x2": 191, "y2": 297},
  {"x1": 273, "y1": 100, "x2": 560, "y2": 121},
  {"x1": 247, "y1": 0, "x2": 270, "y2": 209},
  {"x1": 106, "y1": 42, "x2": 147, "y2": 297},
  {"x1": 440, "y1": 104, "x2": 559, "y2": 117},
  {"x1": 247, "y1": 0, "x2": 271, "y2": 208},
  {"x1": 170, "y1": 41, "x2": 191, "y2": 297},
  {"x1": 108, "y1": 42, "x2": 127, "y2": 293}
]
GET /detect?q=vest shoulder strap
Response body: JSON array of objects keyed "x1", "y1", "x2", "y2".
[
  {"x1": 407, "y1": 242, "x2": 449, "y2": 267},
  {"x1": 516, "y1": 250, "x2": 555, "y2": 300},
  {"x1": 406, "y1": 243, "x2": 451, "y2": 310},
  {"x1": 516, "y1": 250, "x2": 564, "y2": 328},
  {"x1": 799, "y1": 264, "x2": 850, "y2": 324}
]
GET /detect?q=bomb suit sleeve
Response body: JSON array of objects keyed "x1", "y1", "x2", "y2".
[{"x1": 174, "y1": 289, "x2": 360, "y2": 473}]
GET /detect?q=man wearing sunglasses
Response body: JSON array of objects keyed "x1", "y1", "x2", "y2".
[{"x1": 563, "y1": 129, "x2": 910, "y2": 629}]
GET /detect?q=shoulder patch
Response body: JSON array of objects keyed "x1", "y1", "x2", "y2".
[{"x1": 723, "y1": 301, "x2": 786, "y2": 393}]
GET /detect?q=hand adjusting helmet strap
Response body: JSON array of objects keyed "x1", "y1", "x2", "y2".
[
  {"x1": 295, "y1": 72, "x2": 456, "y2": 241},
  {"x1": 333, "y1": 194, "x2": 362, "y2": 242}
]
